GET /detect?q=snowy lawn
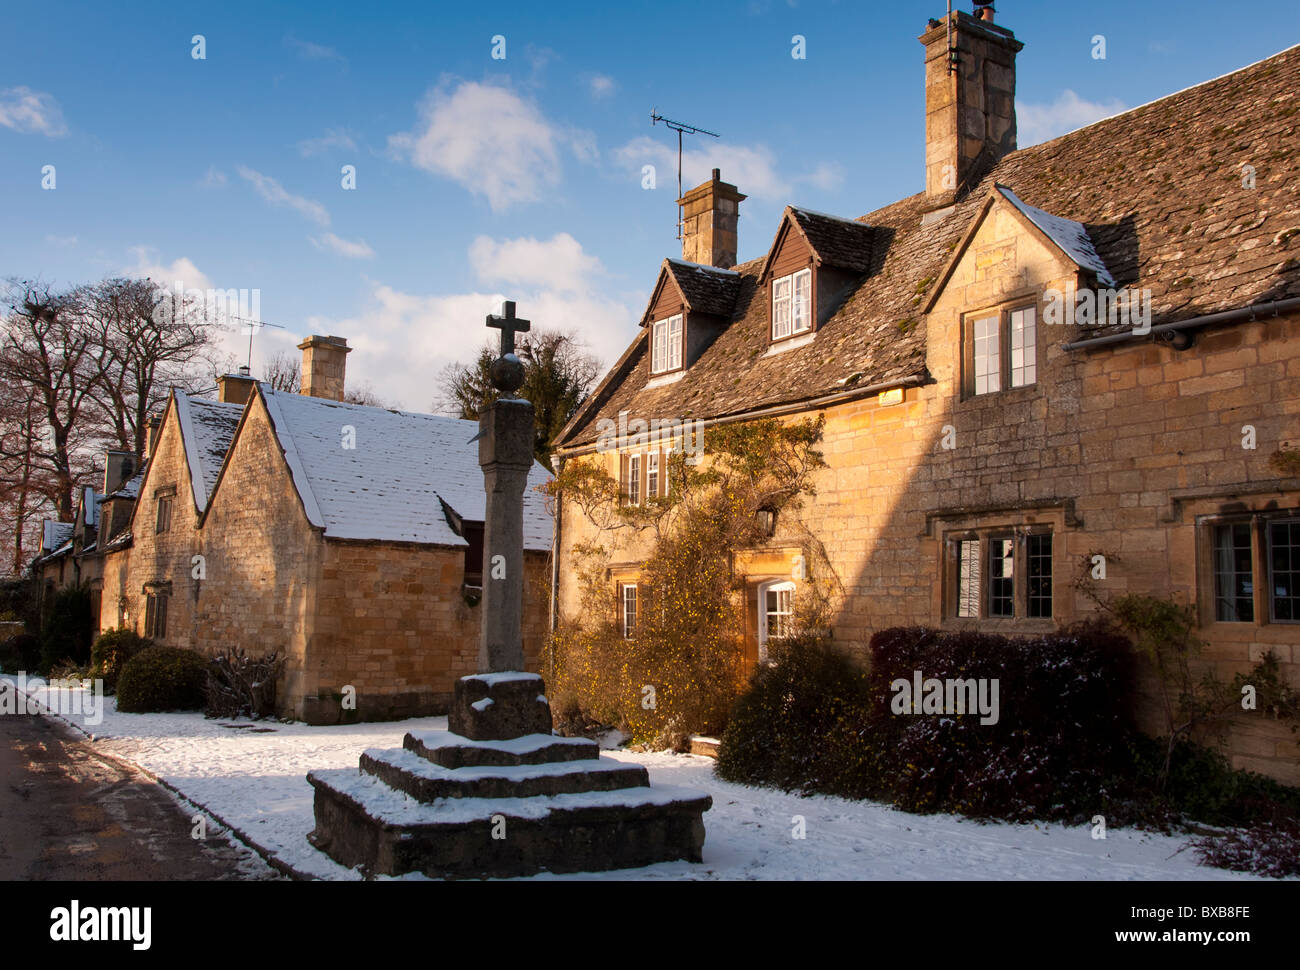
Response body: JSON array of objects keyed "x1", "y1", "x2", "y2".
[{"x1": 3, "y1": 675, "x2": 1274, "y2": 881}]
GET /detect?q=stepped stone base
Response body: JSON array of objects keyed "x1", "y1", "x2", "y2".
[{"x1": 307, "y1": 673, "x2": 712, "y2": 878}]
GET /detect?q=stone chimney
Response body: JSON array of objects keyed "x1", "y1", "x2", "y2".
[
  {"x1": 920, "y1": 6, "x2": 1023, "y2": 208},
  {"x1": 297, "y1": 335, "x2": 351, "y2": 401},
  {"x1": 677, "y1": 169, "x2": 746, "y2": 269},
  {"x1": 103, "y1": 450, "x2": 136, "y2": 495},
  {"x1": 146, "y1": 415, "x2": 162, "y2": 459},
  {"x1": 216, "y1": 365, "x2": 257, "y2": 406}
]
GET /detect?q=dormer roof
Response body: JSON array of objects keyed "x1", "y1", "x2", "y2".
[
  {"x1": 640, "y1": 258, "x2": 742, "y2": 326},
  {"x1": 759, "y1": 206, "x2": 876, "y2": 282}
]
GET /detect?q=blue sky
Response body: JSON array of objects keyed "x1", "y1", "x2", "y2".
[{"x1": 1, "y1": 0, "x2": 1293, "y2": 410}]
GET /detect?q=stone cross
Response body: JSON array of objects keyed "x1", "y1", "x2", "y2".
[
  {"x1": 487, "y1": 300, "x2": 531, "y2": 357},
  {"x1": 476, "y1": 301, "x2": 536, "y2": 672}
]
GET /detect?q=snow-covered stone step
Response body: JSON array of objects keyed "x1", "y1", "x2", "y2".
[
  {"x1": 403, "y1": 729, "x2": 598, "y2": 769},
  {"x1": 359, "y1": 745, "x2": 649, "y2": 802},
  {"x1": 307, "y1": 766, "x2": 712, "y2": 877}
]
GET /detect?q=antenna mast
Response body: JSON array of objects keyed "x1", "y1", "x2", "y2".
[
  {"x1": 226, "y1": 315, "x2": 288, "y2": 371},
  {"x1": 650, "y1": 108, "x2": 720, "y2": 239}
]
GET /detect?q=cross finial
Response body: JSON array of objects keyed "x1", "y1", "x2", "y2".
[{"x1": 487, "y1": 301, "x2": 531, "y2": 357}]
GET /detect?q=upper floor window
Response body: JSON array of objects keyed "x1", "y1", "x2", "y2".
[
  {"x1": 771, "y1": 268, "x2": 812, "y2": 341},
  {"x1": 651, "y1": 314, "x2": 683, "y2": 374},
  {"x1": 155, "y1": 489, "x2": 175, "y2": 534},
  {"x1": 1210, "y1": 514, "x2": 1299, "y2": 623},
  {"x1": 966, "y1": 305, "x2": 1037, "y2": 396},
  {"x1": 950, "y1": 529, "x2": 1053, "y2": 620}
]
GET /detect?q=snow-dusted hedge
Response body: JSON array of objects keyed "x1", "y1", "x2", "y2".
[{"x1": 718, "y1": 623, "x2": 1139, "y2": 823}]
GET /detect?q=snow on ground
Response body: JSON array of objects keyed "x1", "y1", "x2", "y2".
[{"x1": 2, "y1": 675, "x2": 1273, "y2": 881}]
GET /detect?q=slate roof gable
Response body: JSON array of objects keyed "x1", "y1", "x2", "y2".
[{"x1": 557, "y1": 43, "x2": 1300, "y2": 450}]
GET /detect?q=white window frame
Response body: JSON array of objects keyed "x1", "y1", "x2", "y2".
[
  {"x1": 646, "y1": 451, "x2": 659, "y2": 499},
  {"x1": 627, "y1": 453, "x2": 641, "y2": 506},
  {"x1": 621, "y1": 584, "x2": 638, "y2": 638},
  {"x1": 771, "y1": 268, "x2": 812, "y2": 341},
  {"x1": 651, "y1": 314, "x2": 683, "y2": 374},
  {"x1": 757, "y1": 580, "x2": 795, "y2": 662}
]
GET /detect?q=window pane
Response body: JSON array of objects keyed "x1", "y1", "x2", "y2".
[
  {"x1": 1010, "y1": 307, "x2": 1037, "y2": 387},
  {"x1": 988, "y1": 537, "x2": 1014, "y2": 617},
  {"x1": 1027, "y1": 533, "x2": 1052, "y2": 618},
  {"x1": 652, "y1": 321, "x2": 666, "y2": 372},
  {"x1": 623, "y1": 586, "x2": 637, "y2": 637},
  {"x1": 1214, "y1": 523, "x2": 1254, "y2": 622},
  {"x1": 628, "y1": 455, "x2": 640, "y2": 505},
  {"x1": 772, "y1": 277, "x2": 792, "y2": 339},
  {"x1": 1269, "y1": 520, "x2": 1299, "y2": 621},
  {"x1": 973, "y1": 316, "x2": 1000, "y2": 394},
  {"x1": 669, "y1": 316, "x2": 682, "y2": 369},
  {"x1": 647, "y1": 452, "x2": 659, "y2": 499},
  {"x1": 792, "y1": 270, "x2": 811, "y2": 333},
  {"x1": 956, "y1": 539, "x2": 980, "y2": 617}
]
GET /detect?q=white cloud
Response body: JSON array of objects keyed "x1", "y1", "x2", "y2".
[
  {"x1": 286, "y1": 36, "x2": 345, "y2": 63},
  {"x1": 201, "y1": 166, "x2": 227, "y2": 188},
  {"x1": 236, "y1": 166, "x2": 330, "y2": 226},
  {"x1": 0, "y1": 86, "x2": 67, "y2": 136},
  {"x1": 389, "y1": 81, "x2": 578, "y2": 211},
  {"x1": 298, "y1": 128, "x2": 357, "y2": 156},
  {"x1": 468, "y1": 233, "x2": 601, "y2": 294},
  {"x1": 125, "y1": 247, "x2": 214, "y2": 292},
  {"x1": 1016, "y1": 90, "x2": 1127, "y2": 147},
  {"x1": 310, "y1": 232, "x2": 375, "y2": 259},
  {"x1": 615, "y1": 136, "x2": 834, "y2": 201},
  {"x1": 588, "y1": 74, "x2": 616, "y2": 99}
]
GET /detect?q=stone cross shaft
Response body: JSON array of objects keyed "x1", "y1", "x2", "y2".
[{"x1": 478, "y1": 300, "x2": 536, "y2": 673}]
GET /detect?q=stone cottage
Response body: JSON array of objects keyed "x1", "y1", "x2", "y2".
[
  {"x1": 551, "y1": 7, "x2": 1300, "y2": 782},
  {"x1": 98, "y1": 336, "x2": 553, "y2": 722}
]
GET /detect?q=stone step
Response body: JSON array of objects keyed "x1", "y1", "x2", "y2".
[
  {"x1": 360, "y1": 746, "x2": 649, "y2": 802},
  {"x1": 307, "y1": 767, "x2": 712, "y2": 878},
  {"x1": 404, "y1": 729, "x2": 599, "y2": 769}
]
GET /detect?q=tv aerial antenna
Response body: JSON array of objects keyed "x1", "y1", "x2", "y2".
[
  {"x1": 226, "y1": 315, "x2": 289, "y2": 372},
  {"x1": 650, "y1": 109, "x2": 719, "y2": 240}
]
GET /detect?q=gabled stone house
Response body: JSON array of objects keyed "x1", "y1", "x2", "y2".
[
  {"x1": 551, "y1": 8, "x2": 1300, "y2": 783},
  {"x1": 98, "y1": 337, "x2": 553, "y2": 723}
]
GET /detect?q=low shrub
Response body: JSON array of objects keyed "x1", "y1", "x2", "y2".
[
  {"x1": 117, "y1": 646, "x2": 209, "y2": 713},
  {"x1": 0, "y1": 633, "x2": 40, "y2": 672},
  {"x1": 204, "y1": 647, "x2": 284, "y2": 719},
  {"x1": 1193, "y1": 817, "x2": 1300, "y2": 878},
  {"x1": 90, "y1": 628, "x2": 153, "y2": 693}
]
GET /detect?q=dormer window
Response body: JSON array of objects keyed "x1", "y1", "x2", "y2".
[
  {"x1": 651, "y1": 315, "x2": 683, "y2": 374},
  {"x1": 771, "y1": 268, "x2": 812, "y2": 341}
]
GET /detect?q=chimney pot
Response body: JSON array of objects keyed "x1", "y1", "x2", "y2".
[
  {"x1": 216, "y1": 371, "x2": 257, "y2": 406},
  {"x1": 676, "y1": 171, "x2": 746, "y2": 269}
]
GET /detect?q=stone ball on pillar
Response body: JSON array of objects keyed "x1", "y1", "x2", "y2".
[{"x1": 490, "y1": 354, "x2": 526, "y2": 394}]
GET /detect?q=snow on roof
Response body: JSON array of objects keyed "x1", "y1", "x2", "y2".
[
  {"x1": 105, "y1": 465, "x2": 145, "y2": 501},
  {"x1": 664, "y1": 257, "x2": 740, "y2": 277},
  {"x1": 42, "y1": 520, "x2": 74, "y2": 554},
  {"x1": 996, "y1": 186, "x2": 1117, "y2": 287},
  {"x1": 174, "y1": 391, "x2": 244, "y2": 511},
  {"x1": 259, "y1": 387, "x2": 553, "y2": 549}
]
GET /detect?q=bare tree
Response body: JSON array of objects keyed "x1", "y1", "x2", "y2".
[
  {"x1": 81, "y1": 277, "x2": 217, "y2": 457},
  {"x1": 0, "y1": 280, "x2": 103, "y2": 521},
  {"x1": 261, "y1": 350, "x2": 301, "y2": 393}
]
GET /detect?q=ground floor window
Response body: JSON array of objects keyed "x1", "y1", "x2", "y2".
[
  {"x1": 144, "y1": 587, "x2": 169, "y2": 639},
  {"x1": 620, "y1": 583, "x2": 637, "y2": 638},
  {"x1": 758, "y1": 580, "x2": 794, "y2": 662},
  {"x1": 949, "y1": 529, "x2": 1052, "y2": 621},
  {"x1": 1205, "y1": 513, "x2": 1299, "y2": 624}
]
